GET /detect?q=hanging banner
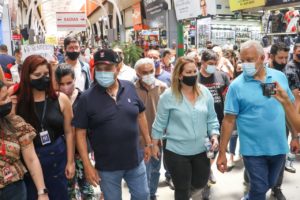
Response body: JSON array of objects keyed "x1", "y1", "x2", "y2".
[
  {"x1": 229, "y1": 0, "x2": 265, "y2": 11},
  {"x1": 174, "y1": 0, "x2": 201, "y2": 20},
  {"x1": 132, "y1": 3, "x2": 142, "y2": 25},
  {"x1": 143, "y1": 0, "x2": 168, "y2": 20},
  {"x1": 21, "y1": 44, "x2": 54, "y2": 61},
  {"x1": 266, "y1": 0, "x2": 300, "y2": 6},
  {"x1": 56, "y1": 12, "x2": 86, "y2": 31},
  {"x1": 197, "y1": 18, "x2": 212, "y2": 48}
]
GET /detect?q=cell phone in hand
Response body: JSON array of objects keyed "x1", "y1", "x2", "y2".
[{"x1": 261, "y1": 83, "x2": 276, "y2": 97}]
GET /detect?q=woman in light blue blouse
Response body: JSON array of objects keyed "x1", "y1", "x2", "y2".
[{"x1": 152, "y1": 57, "x2": 220, "y2": 200}]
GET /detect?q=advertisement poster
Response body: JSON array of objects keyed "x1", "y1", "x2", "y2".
[
  {"x1": 266, "y1": 0, "x2": 300, "y2": 6},
  {"x1": 197, "y1": 18, "x2": 212, "y2": 48},
  {"x1": 229, "y1": 0, "x2": 265, "y2": 11}
]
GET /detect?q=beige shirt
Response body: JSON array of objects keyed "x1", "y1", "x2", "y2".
[{"x1": 135, "y1": 79, "x2": 167, "y2": 146}]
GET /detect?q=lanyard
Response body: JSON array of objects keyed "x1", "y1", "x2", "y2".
[{"x1": 40, "y1": 98, "x2": 48, "y2": 131}]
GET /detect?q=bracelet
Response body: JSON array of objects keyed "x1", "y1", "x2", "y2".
[
  {"x1": 292, "y1": 135, "x2": 300, "y2": 140},
  {"x1": 145, "y1": 143, "x2": 154, "y2": 148}
]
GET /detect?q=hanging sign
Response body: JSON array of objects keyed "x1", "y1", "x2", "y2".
[
  {"x1": 56, "y1": 12, "x2": 86, "y2": 31},
  {"x1": 229, "y1": 0, "x2": 265, "y2": 11},
  {"x1": 21, "y1": 44, "x2": 54, "y2": 61}
]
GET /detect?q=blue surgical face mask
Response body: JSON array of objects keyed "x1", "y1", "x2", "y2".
[
  {"x1": 154, "y1": 60, "x2": 160, "y2": 68},
  {"x1": 95, "y1": 71, "x2": 115, "y2": 88},
  {"x1": 205, "y1": 65, "x2": 216, "y2": 74},
  {"x1": 242, "y1": 62, "x2": 257, "y2": 77}
]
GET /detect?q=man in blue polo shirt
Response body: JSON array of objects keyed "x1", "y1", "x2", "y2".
[
  {"x1": 216, "y1": 40, "x2": 299, "y2": 200},
  {"x1": 73, "y1": 49, "x2": 152, "y2": 200}
]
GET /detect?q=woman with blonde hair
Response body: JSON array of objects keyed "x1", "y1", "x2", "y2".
[{"x1": 152, "y1": 57, "x2": 220, "y2": 200}]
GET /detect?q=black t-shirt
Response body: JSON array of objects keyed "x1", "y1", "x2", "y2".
[{"x1": 199, "y1": 71, "x2": 230, "y2": 125}]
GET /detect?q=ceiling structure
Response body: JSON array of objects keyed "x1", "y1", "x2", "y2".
[{"x1": 40, "y1": 0, "x2": 85, "y2": 35}]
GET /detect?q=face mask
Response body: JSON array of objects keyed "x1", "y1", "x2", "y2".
[
  {"x1": 30, "y1": 76, "x2": 50, "y2": 91},
  {"x1": 205, "y1": 65, "x2": 216, "y2": 74},
  {"x1": 154, "y1": 60, "x2": 160, "y2": 68},
  {"x1": 170, "y1": 57, "x2": 175, "y2": 63},
  {"x1": 273, "y1": 60, "x2": 286, "y2": 71},
  {"x1": 95, "y1": 71, "x2": 115, "y2": 88},
  {"x1": 0, "y1": 102, "x2": 12, "y2": 118},
  {"x1": 182, "y1": 75, "x2": 198, "y2": 86},
  {"x1": 142, "y1": 74, "x2": 155, "y2": 85},
  {"x1": 242, "y1": 63, "x2": 257, "y2": 77},
  {"x1": 66, "y1": 51, "x2": 80, "y2": 61},
  {"x1": 60, "y1": 83, "x2": 75, "y2": 96}
]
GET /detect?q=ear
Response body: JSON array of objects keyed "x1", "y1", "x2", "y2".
[
  {"x1": 116, "y1": 63, "x2": 122, "y2": 73},
  {"x1": 270, "y1": 54, "x2": 275, "y2": 60},
  {"x1": 260, "y1": 54, "x2": 265, "y2": 62}
]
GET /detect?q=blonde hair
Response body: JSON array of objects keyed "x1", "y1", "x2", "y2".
[{"x1": 171, "y1": 57, "x2": 201, "y2": 101}]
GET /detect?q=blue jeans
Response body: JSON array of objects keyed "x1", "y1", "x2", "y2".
[
  {"x1": 25, "y1": 137, "x2": 68, "y2": 200},
  {"x1": 0, "y1": 180, "x2": 26, "y2": 200},
  {"x1": 145, "y1": 147, "x2": 162, "y2": 197},
  {"x1": 243, "y1": 154, "x2": 285, "y2": 200},
  {"x1": 99, "y1": 161, "x2": 149, "y2": 200},
  {"x1": 229, "y1": 131, "x2": 238, "y2": 155}
]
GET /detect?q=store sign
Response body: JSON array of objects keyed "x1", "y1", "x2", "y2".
[
  {"x1": 229, "y1": 0, "x2": 265, "y2": 11},
  {"x1": 266, "y1": 0, "x2": 300, "y2": 6},
  {"x1": 56, "y1": 12, "x2": 86, "y2": 31},
  {"x1": 132, "y1": 3, "x2": 142, "y2": 25},
  {"x1": 197, "y1": 18, "x2": 211, "y2": 47},
  {"x1": 21, "y1": 44, "x2": 54, "y2": 61},
  {"x1": 143, "y1": 0, "x2": 168, "y2": 20},
  {"x1": 12, "y1": 34, "x2": 21, "y2": 40},
  {"x1": 174, "y1": 0, "x2": 201, "y2": 20},
  {"x1": 45, "y1": 36, "x2": 58, "y2": 45}
]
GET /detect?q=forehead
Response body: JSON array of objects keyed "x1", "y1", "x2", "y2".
[
  {"x1": 60, "y1": 74, "x2": 74, "y2": 82},
  {"x1": 32, "y1": 64, "x2": 49, "y2": 72},
  {"x1": 240, "y1": 46, "x2": 259, "y2": 60},
  {"x1": 275, "y1": 50, "x2": 289, "y2": 57},
  {"x1": 66, "y1": 41, "x2": 79, "y2": 47},
  {"x1": 148, "y1": 51, "x2": 159, "y2": 57},
  {"x1": 183, "y1": 62, "x2": 196, "y2": 70},
  {"x1": 138, "y1": 63, "x2": 154, "y2": 71}
]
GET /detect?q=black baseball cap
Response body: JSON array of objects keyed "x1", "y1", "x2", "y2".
[{"x1": 94, "y1": 49, "x2": 121, "y2": 65}]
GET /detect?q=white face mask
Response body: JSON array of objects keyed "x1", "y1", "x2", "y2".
[
  {"x1": 242, "y1": 62, "x2": 257, "y2": 77},
  {"x1": 205, "y1": 65, "x2": 216, "y2": 74},
  {"x1": 170, "y1": 57, "x2": 175, "y2": 63},
  {"x1": 142, "y1": 74, "x2": 155, "y2": 85}
]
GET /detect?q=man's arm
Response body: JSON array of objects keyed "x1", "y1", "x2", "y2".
[
  {"x1": 138, "y1": 111, "x2": 152, "y2": 162},
  {"x1": 75, "y1": 128, "x2": 100, "y2": 186},
  {"x1": 217, "y1": 114, "x2": 236, "y2": 173}
]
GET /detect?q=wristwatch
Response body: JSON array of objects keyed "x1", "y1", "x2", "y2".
[
  {"x1": 37, "y1": 188, "x2": 49, "y2": 195},
  {"x1": 145, "y1": 143, "x2": 154, "y2": 148}
]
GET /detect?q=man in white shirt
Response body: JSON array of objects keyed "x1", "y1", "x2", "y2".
[
  {"x1": 113, "y1": 47, "x2": 137, "y2": 83},
  {"x1": 64, "y1": 37, "x2": 91, "y2": 91}
]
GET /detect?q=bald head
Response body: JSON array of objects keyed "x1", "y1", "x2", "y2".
[{"x1": 240, "y1": 40, "x2": 264, "y2": 56}]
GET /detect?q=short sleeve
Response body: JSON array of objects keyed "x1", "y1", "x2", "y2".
[
  {"x1": 11, "y1": 115, "x2": 36, "y2": 148},
  {"x1": 224, "y1": 85, "x2": 239, "y2": 115},
  {"x1": 72, "y1": 94, "x2": 89, "y2": 129}
]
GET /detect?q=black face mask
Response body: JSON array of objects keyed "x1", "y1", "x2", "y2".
[
  {"x1": 30, "y1": 76, "x2": 50, "y2": 91},
  {"x1": 66, "y1": 51, "x2": 80, "y2": 61},
  {"x1": 273, "y1": 60, "x2": 286, "y2": 71},
  {"x1": 182, "y1": 75, "x2": 198, "y2": 86},
  {"x1": 0, "y1": 102, "x2": 12, "y2": 118}
]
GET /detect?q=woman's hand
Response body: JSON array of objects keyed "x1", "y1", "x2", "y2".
[
  {"x1": 273, "y1": 82, "x2": 290, "y2": 104},
  {"x1": 65, "y1": 161, "x2": 75, "y2": 179},
  {"x1": 211, "y1": 135, "x2": 219, "y2": 151}
]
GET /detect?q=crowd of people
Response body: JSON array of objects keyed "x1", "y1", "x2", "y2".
[{"x1": 0, "y1": 36, "x2": 299, "y2": 200}]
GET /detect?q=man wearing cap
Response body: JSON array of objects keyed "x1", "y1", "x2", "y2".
[{"x1": 73, "y1": 49, "x2": 152, "y2": 200}]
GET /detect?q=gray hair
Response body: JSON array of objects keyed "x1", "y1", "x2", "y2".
[
  {"x1": 134, "y1": 58, "x2": 155, "y2": 70},
  {"x1": 240, "y1": 40, "x2": 264, "y2": 56}
]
